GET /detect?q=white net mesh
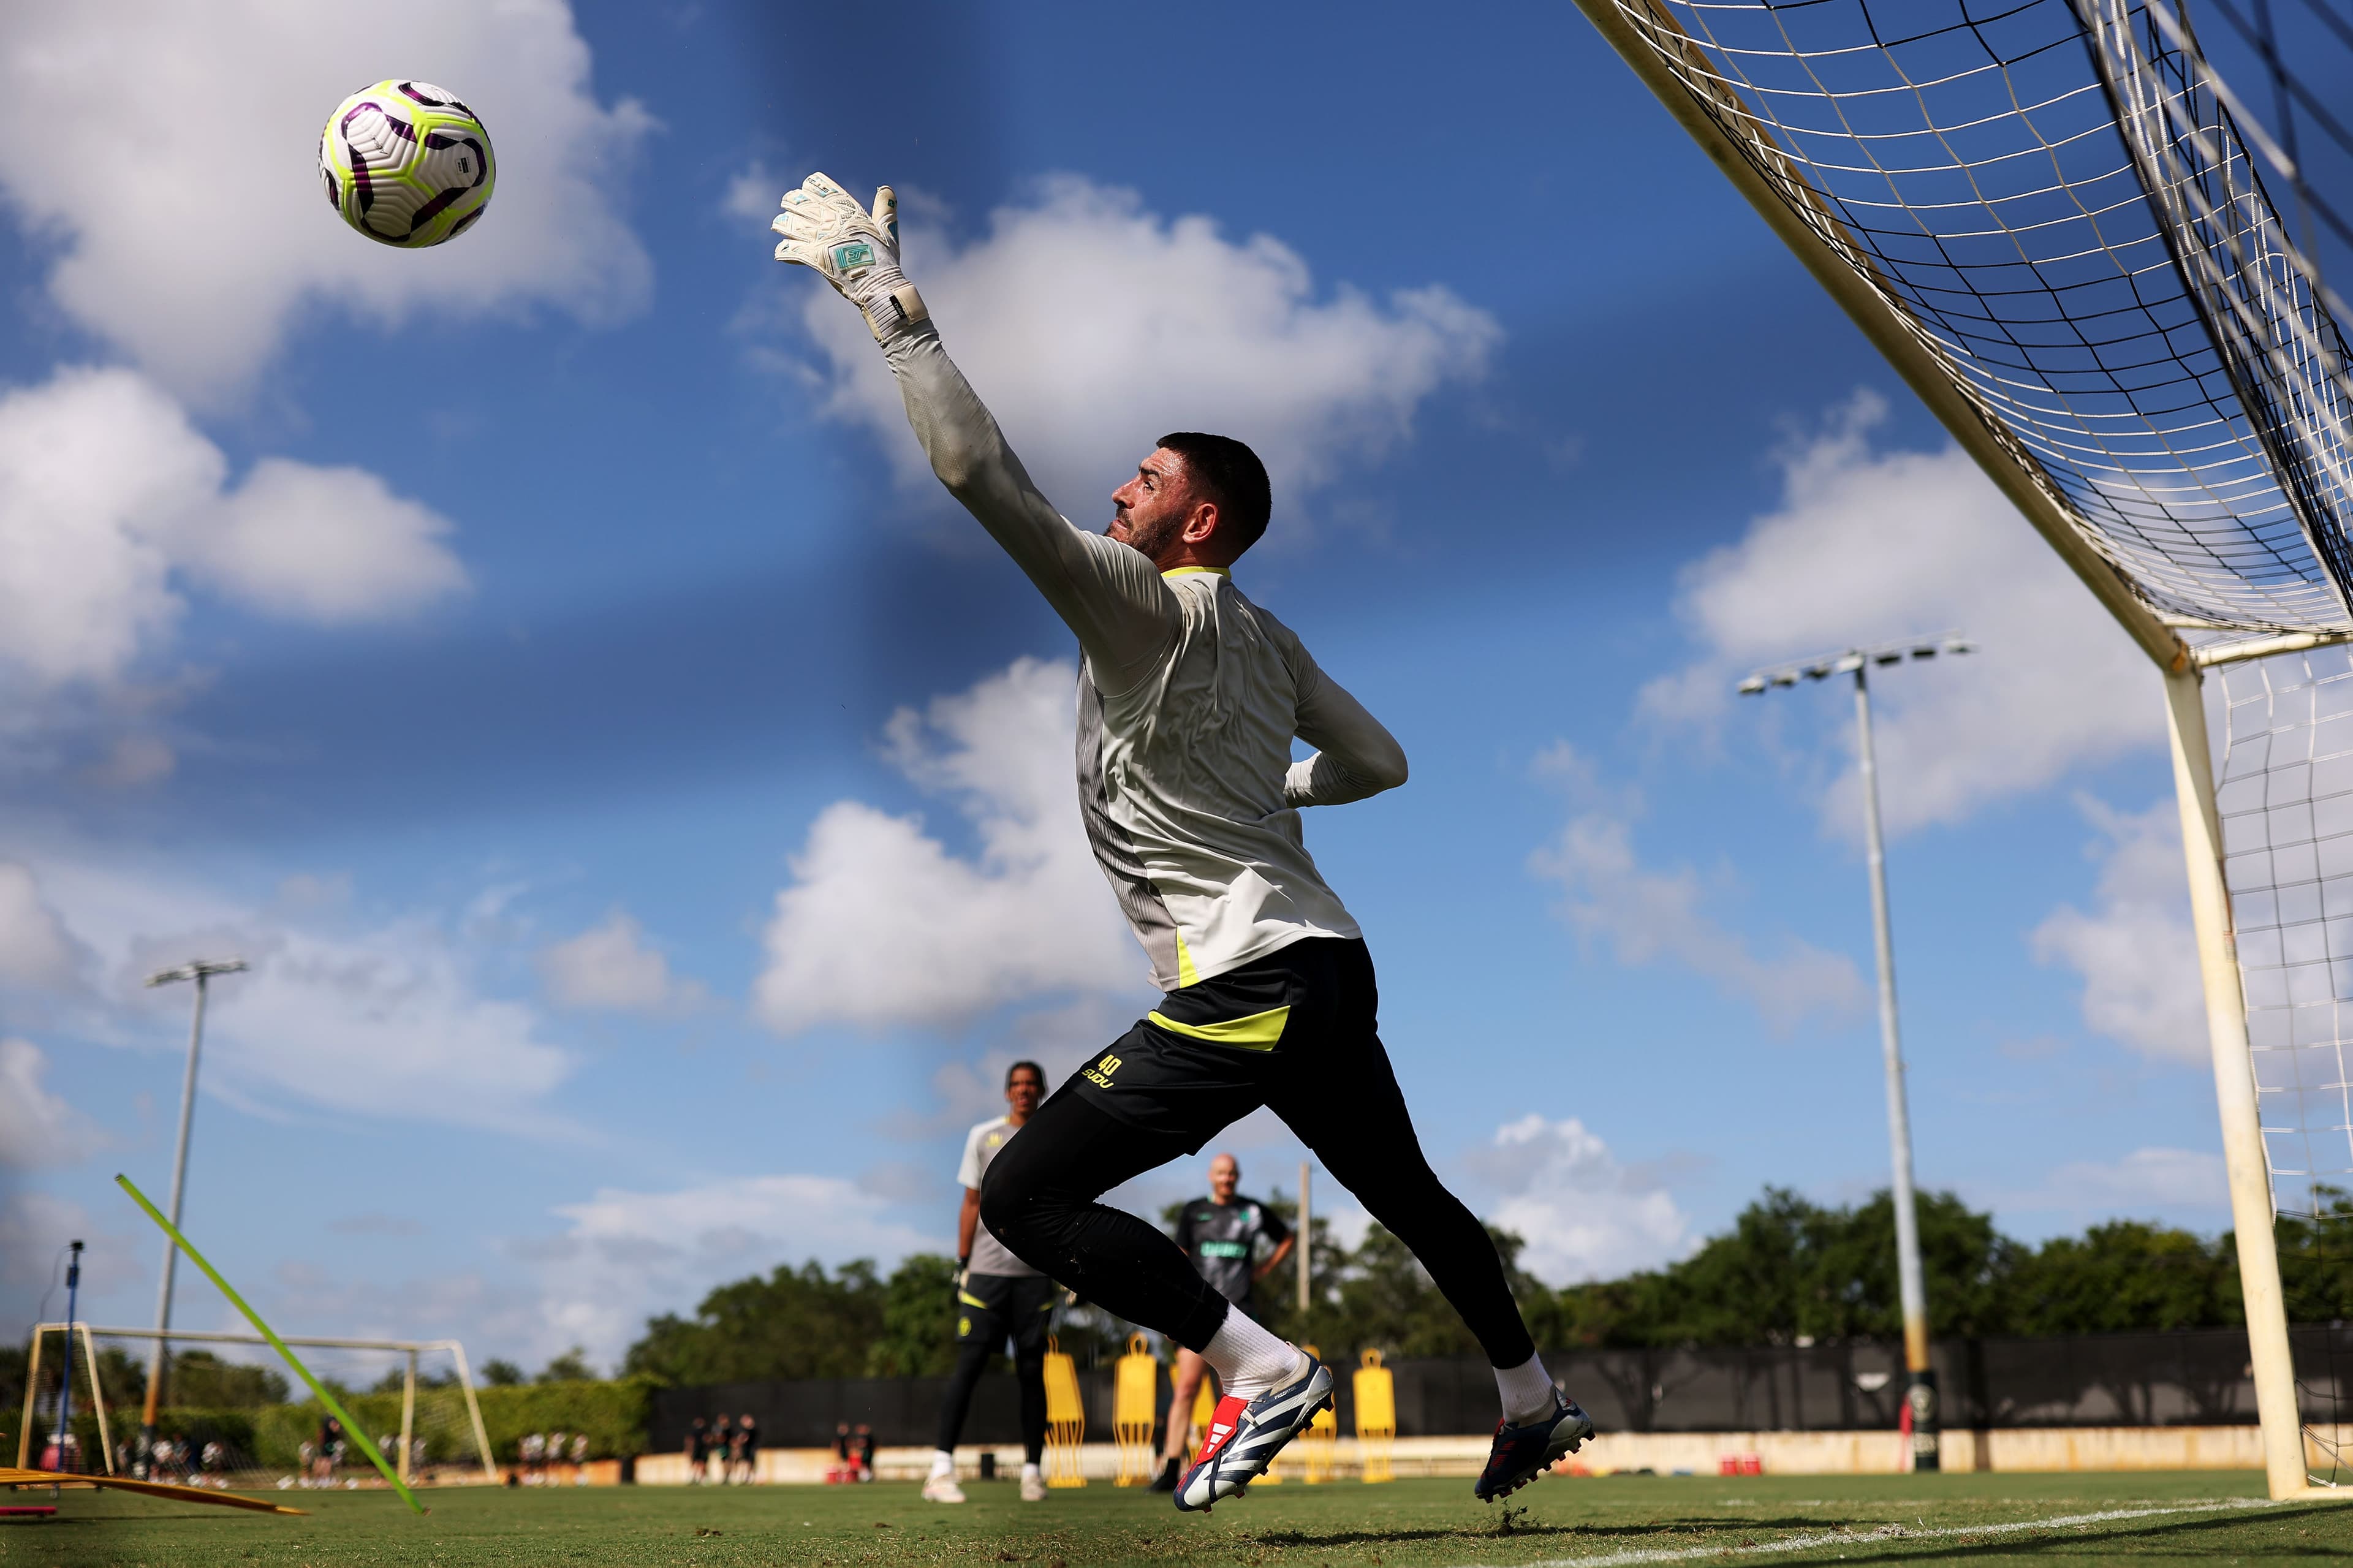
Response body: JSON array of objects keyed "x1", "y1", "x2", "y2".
[
  {"x1": 1594, "y1": 0, "x2": 2353, "y2": 631},
  {"x1": 2217, "y1": 645, "x2": 2353, "y2": 1218}
]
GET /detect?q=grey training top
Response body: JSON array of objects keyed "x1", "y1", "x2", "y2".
[
  {"x1": 957, "y1": 1115, "x2": 1040, "y2": 1278},
  {"x1": 882, "y1": 322, "x2": 1409, "y2": 991}
]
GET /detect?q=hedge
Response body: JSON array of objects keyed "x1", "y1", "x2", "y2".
[{"x1": 63, "y1": 1377, "x2": 656, "y2": 1472}]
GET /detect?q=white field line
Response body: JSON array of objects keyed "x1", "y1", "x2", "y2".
[{"x1": 1450, "y1": 1496, "x2": 2286, "y2": 1568}]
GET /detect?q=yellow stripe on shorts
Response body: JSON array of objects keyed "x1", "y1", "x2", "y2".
[{"x1": 1145, "y1": 1004, "x2": 1290, "y2": 1050}]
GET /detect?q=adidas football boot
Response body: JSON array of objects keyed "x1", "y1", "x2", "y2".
[
  {"x1": 1174, "y1": 1357, "x2": 1333, "y2": 1512},
  {"x1": 1474, "y1": 1390, "x2": 1594, "y2": 1502}
]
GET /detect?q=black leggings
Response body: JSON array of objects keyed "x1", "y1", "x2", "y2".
[
  {"x1": 934, "y1": 1341, "x2": 1046, "y2": 1463},
  {"x1": 934, "y1": 1274, "x2": 1053, "y2": 1462},
  {"x1": 980, "y1": 939, "x2": 1534, "y2": 1368}
]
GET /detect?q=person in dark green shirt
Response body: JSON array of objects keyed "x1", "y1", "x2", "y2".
[{"x1": 1150, "y1": 1153, "x2": 1293, "y2": 1491}]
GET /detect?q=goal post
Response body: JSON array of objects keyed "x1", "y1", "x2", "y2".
[
  {"x1": 2164, "y1": 664, "x2": 2314, "y2": 1499},
  {"x1": 17, "y1": 1324, "x2": 497, "y2": 1488},
  {"x1": 1572, "y1": 0, "x2": 2347, "y2": 1500}
]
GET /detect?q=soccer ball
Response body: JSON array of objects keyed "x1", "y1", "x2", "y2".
[{"x1": 317, "y1": 80, "x2": 494, "y2": 248}]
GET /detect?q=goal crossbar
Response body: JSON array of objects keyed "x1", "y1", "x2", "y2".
[{"x1": 17, "y1": 1322, "x2": 498, "y2": 1487}]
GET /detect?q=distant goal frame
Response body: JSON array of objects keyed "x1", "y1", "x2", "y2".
[{"x1": 16, "y1": 1322, "x2": 499, "y2": 1487}]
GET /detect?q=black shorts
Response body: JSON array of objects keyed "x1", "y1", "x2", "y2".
[
  {"x1": 957, "y1": 1271, "x2": 1056, "y2": 1352},
  {"x1": 1065, "y1": 936, "x2": 1381, "y2": 1149}
]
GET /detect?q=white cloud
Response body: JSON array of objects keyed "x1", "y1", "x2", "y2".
[
  {"x1": 783, "y1": 175, "x2": 1499, "y2": 523},
  {"x1": 181, "y1": 458, "x2": 468, "y2": 623},
  {"x1": 538, "y1": 909, "x2": 701, "y2": 1013},
  {"x1": 0, "y1": 1191, "x2": 147, "y2": 1331},
  {"x1": 30, "y1": 849, "x2": 574, "y2": 1133},
  {"x1": 1644, "y1": 392, "x2": 2160, "y2": 835},
  {"x1": 2031, "y1": 797, "x2": 2206, "y2": 1065},
  {"x1": 526, "y1": 1175, "x2": 935, "y2": 1366},
  {"x1": 1993, "y1": 1146, "x2": 2228, "y2": 1217},
  {"x1": 0, "y1": 1, "x2": 654, "y2": 400},
  {"x1": 1529, "y1": 747, "x2": 1866, "y2": 1032},
  {"x1": 755, "y1": 657, "x2": 1137, "y2": 1034},
  {"x1": 0, "y1": 860, "x2": 88, "y2": 990},
  {"x1": 0, "y1": 366, "x2": 468, "y2": 693},
  {"x1": 0, "y1": 1040, "x2": 103, "y2": 1168},
  {"x1": 722, "y1": 159, "x2": 785, "y2": 222},
  {"x1": 1464, "y1": 1115, "x2": 1691, "y2": 1283}
]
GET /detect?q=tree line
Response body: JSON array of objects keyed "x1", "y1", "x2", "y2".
[{"x1": 619, "y1": 1185, "x2": 2353, "y2": 1382}]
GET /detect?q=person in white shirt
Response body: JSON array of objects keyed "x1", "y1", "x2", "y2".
[{"x1": 923, "y1": 1061, "x2": 1053, "y2": 1505}]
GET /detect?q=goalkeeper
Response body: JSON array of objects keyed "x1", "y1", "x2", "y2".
[{"x1": 771, "y1": 173, "x2": 1590, "y2": 1512}]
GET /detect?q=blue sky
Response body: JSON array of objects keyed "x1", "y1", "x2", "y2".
[{"x1": 0, "y1": 0, "x2": 2242, "y2": 1373}]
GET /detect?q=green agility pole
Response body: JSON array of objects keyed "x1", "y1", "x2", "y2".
[{"x1": 114, "y1": 1174, "x2": 427, "y2": 1514}]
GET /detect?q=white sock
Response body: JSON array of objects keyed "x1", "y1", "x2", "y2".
[
  {"x1": 929, "y1": 1450, "x2": 954, "y2": 1478},
  {"x1": 1495, "y1": 1353, "x2": 1559, "y2": 1426},
  {"x1": 1202, "y1": 1310, "x2": 1305, "y2": 1404},
  {"x1": 1021, "y1": 1461, "x2": 1041, "y2": 1481}
]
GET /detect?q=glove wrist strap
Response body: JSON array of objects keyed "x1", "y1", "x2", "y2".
[{"x1": 862, "y1": 281, "x2": 930, "y2": 343}]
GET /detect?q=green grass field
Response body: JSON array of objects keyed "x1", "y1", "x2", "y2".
[{"x1": 6, "y1": 1472, "x2": 2349, "y2": 1568}]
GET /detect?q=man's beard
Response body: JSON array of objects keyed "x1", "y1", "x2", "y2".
[{"x1": 1111, "y1": 508, "x2": 1183, "y2": 561}]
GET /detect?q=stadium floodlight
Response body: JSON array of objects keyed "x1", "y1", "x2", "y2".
[
  {"x1": 136, "y1": 958, "x2": 246, "y2": 1468},
  {"x1": 1741, "y1": 634, "x2": 1969, "y2": 1472}
]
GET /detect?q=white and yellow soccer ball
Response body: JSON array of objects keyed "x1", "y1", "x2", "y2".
[{"x1": 317, "y1": 81, "x2": 493, "y2": 248}]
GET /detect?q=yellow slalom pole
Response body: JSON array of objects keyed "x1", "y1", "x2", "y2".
[{"x1": 114, "y1": 1175, "x2": 426, "y2": 1515}]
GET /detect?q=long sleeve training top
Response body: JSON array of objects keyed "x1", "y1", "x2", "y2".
[{"x1": 884, "y1": 320, "x2": 1408, "y2": 991}]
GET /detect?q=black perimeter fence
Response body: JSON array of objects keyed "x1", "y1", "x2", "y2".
[{"x1": 648, "y1": 1324, "x2": 2353, "y2": 1450}]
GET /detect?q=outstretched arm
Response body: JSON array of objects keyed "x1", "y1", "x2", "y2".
[{"x1": 771, "y1": 173, "x2": 1177, "y2": 694}]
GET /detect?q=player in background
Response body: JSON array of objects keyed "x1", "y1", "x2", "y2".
[
  {"x1": 1150, "y1": 1154, "x2": 1294, "y2": 1491},
  {"x1": 311, "y1": 1415, "x2": 343, "y2": 1487},
  {"x1": 730, "y1": 1415, "x2": 756, "y2": 1485},
  {"x1": 925, "y1": 1061, "x2": 1054, "y2": 1505},
  {"x1": 770, "y1": 175, "x2": 1591, "y2": 1512},
  {"x1": 684, "y1": 1416, "x2": 708, "y2": 1484}
]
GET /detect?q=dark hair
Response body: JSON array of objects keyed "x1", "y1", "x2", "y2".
[
  {"x1": 1156, "y1": 431, "x2": 1271, "y2": 555},
  {"x1": 1006, "y1": 1059, "x2": 1046, "y2": 1088}
]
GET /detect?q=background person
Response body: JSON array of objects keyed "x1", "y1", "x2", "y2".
[
  {"x1": 310, "y1": 1415, "x2": 341, "y2": 1487},
  {"x1": 925, "y1": 1061, "x2": 1056, "y2": 1505},
  {"x1": 1151, "y1": 1153, "x2": 1294, "y2": 1491},
  {"x1": 732, "y1": 1414, "x2": 757, "y2": 1485}
]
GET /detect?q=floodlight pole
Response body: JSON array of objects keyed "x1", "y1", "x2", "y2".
[
  {"x1": 1297, "y1": 1162, "x2": 1313, "y2": 1319},
  {"x1": 1742, "y1": 636, "x2": 1969, "y2": 1472},
  {"x1": 137, "y1": 958, "x2": 246, "y2": 1470},
  {"x1": 1851, "y1": 662, "x2": 1937, "y2": 1471}
]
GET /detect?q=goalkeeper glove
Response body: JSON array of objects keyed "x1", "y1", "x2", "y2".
[{"x1": 770, "y1": 171, "x2": 930, "y2": 343}]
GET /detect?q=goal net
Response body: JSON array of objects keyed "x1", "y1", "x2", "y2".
[
  {"x1": 15, "y1": 1324, "x2": 496, "y2": 1489},
  {"x1": 1573, "y1": 0, "x2": 2353, "y2": 1495}
]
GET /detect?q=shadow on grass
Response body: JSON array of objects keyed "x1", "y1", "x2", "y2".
[
  {"x1": 1242, "y1": 1517, "x2": 1831, "y2": 1548},
  {"x1": 1731, "y1": 1503, "x2": 2353, "y2": 1565}
]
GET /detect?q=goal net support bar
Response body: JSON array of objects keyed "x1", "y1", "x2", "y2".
[
  {"x1": 17, "y1": 1324, "x2": 498, "y2": 1487},
  {"x1": 1574, "y1": 0, "x2": 2343, "y2": 1500}
]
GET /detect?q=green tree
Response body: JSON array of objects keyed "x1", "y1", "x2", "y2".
[
  {"x1": 2274, "y1": 1190, "x2": 2353, "y2": 1324},
  {"x1": 2011, "y1": 1221, "x2": 2232, "y2": 1334},
  {"x1": 1552, "y1": 1187, "x2": 2021, "y2": 1349},
  {"x1": 480, "y1": 1359, "x2": 525, "y2": 1387},
  {"x1": 164, "y1": 1349, "x2": 287, "y2": 1408},
  {"x1": 536, "y1": 1346, "x2": 596, "y2": 1384},
  {"x1": 865, "y1": 1253, "x2": 960, "y2": 1377},
  {"x1": 622, "y1": 1259, "x2": 888, "y2": 1384}
]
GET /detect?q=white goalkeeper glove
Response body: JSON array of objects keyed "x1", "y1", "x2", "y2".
[{"x1": 770, "y1": 171, "x2": 930, "y2": 343}]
